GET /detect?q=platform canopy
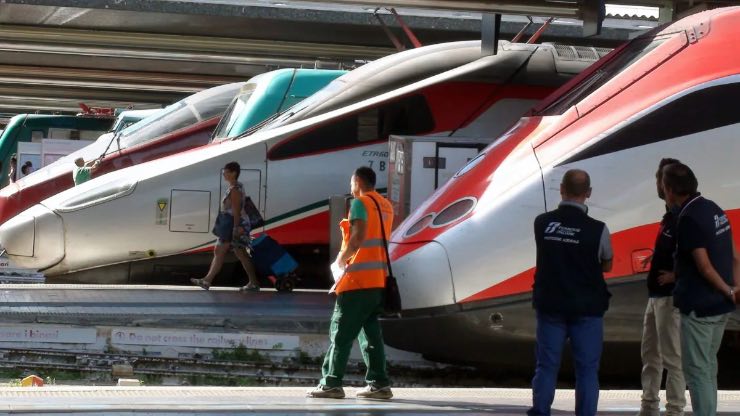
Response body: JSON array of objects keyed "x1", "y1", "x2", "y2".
[{"x1": 0, "y1": 0, "x2": 726, "y2": 115}]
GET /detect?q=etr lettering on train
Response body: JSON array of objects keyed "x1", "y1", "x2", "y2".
[{"x1": 362, "y1": 151, "x2": 389, "y2": 157}]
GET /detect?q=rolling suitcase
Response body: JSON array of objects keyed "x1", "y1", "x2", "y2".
[{"x1": 251, "y1": 234, "x2": 298, "y2": 292}]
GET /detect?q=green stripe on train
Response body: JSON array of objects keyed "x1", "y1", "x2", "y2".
[{"x1": 263, "y1": 188, "x2": 387, "y2": 226}]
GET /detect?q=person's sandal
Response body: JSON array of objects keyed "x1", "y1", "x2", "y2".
[
  {"x1": 239, "y1": 283, "x2": 260, "y2": 293},
  {"x1": 190, "y1": 278, "x2": 210, "y2": 290}
]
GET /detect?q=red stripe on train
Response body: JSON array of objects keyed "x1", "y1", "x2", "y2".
[{"x1": 461, "y1": 209, "x2": 740, "y2": 303}]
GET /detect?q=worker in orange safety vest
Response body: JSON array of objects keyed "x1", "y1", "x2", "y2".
[{"x1": 307, "y1": 166, "x2": 394, "y2": 400}]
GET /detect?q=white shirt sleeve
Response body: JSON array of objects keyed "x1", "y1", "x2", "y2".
[{"x1": 598, "y1": 225, "x2": 613, "y2": 261}]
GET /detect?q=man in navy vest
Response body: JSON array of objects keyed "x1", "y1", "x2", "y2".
[
  {"x1": 639, "y1": 158, "x2": 685, "y2": 416},
  {"x1": 528, "y1": 169, "x2": 612, "y2": 416},
  {"x1": 662, "y1": 162, "x2": 738, "y2": 416}
]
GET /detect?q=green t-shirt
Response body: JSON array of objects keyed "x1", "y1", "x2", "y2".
[
  {"x1": 349, "y1": 198, "x2": 368, "y2": 222},
  {"x1": 73, "y1": 166, "x2": 92, "y2": 185}
]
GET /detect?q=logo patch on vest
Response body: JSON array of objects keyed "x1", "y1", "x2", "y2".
[
  {"x1": 544, "y1": 221, "x2": 581, "y2": 244},
  {"x1": 714, "y1": 214, "x2": 731, "y2": 236},
  {"x1": 544, "y1": 222, "x2": 561, "y2": 234}
]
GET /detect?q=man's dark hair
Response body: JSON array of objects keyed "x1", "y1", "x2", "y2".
[
  {"x1": 561, "y1": 169, "x2": 591, "y2": 197},
  {"x1": 656, "y1": 157, "x2": 681, "y2": 179},
  {"x1": 20, "y1": 165, "x2": 28, "y2": 175},
  {"x1": 354, "y1": 166, "x2": 376, "y2": 189},
  {"x1": 662, "y1": 163, "x2": 698, "y2": 196},
  {"x1": 224, "y1": 161, "x2": 241, "y2": 179}
]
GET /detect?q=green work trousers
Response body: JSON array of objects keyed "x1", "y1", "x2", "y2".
[
  {"x1": 681, "y1": 311, "x2": 729, "y2": 416},
  {"x1": 320, "y1": 288, "x2": 390, "y2": 388}
]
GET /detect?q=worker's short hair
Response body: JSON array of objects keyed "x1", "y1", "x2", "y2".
[
  {"x1": 561, "y1": 169, "x2": 590, "y2": 197},
  {"x1": 662, "y1": 163, "x2": 698, "y2": 196},
  {"x1": 354, "y1": 166, "x2": 376, "y2": 188},
  {"x1": 656, "y1": 158, "x2": 681, "y2": 179},
  {"x1": 224, "y1": 161, "x2": 241, "y2": 179}
]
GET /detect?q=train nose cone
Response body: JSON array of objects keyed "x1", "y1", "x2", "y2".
[
  {"x1": 0, "y1": 205, "x2": 64, "y2": 269},
  {"x1": 392, "y1": 241, "x2": 456, "y2": 310},
  {"x1": 383, "y1": 241, "x2": 456, "y2": 353}
]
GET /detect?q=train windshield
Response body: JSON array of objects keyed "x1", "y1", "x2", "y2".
[
  {"x1": 110, "y1": 109, "x2": 160, "y2": 135},
  {"x1": 535, "y1": 36, "x2": 669, "y2": 116},
  {"x1": 115, "y1": 82, "x2": 243, "y2": 151},
  {"x1": 265, "y1": 79, "x2": 346, "y2": 127},
  {"x1": 212, "y1": 83, "x2": 258, "y2": 141}
]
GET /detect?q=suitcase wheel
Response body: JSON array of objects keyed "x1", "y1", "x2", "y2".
[{"x1": 275, "y1": 277, "x2": 295, "y2": 293}]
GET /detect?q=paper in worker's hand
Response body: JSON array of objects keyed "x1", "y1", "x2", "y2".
[
  {"x1": 329, "y1": 259, "x2": 346, "y2": 294},
  {"x1": 330, "y1": 260, "x2": 345, "y2": 282}
]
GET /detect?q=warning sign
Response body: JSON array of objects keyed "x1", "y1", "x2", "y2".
[{"x1": 155, "y1": 198, "x2": 168, "y2": 225}]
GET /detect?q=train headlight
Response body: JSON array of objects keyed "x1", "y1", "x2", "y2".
[
  {"x1": 454, "y1": 152, "x2": 486, "y2": 178},
  {"x1": 430, "y1": 197, "x2": 477, "y2": 228},
  {"x1": 57, "y1": 177, "x2": 138, "y2": 212}
]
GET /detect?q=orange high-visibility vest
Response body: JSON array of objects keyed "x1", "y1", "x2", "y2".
[{"x1": 335, "y1": 191, "x2": 393, "y2": 294}]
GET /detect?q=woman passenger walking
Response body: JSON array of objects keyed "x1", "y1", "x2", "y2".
[{"x1": 191, "y1": 161, "x2": 261, "y2": 292}]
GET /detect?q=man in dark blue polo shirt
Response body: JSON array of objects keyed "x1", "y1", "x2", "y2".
[
  {"x1": 639, "y1": 158, "x2": 685, "y2": 416},
  {"x1": 528, "y1": 169, "x2": 613, "y2": 416},
  {"x1": 662, "y1": 163, "x2": 738, "y2": 416}
]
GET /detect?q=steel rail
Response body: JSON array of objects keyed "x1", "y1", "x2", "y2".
[
  {"x1": 0, "y1": 76, "x2": 206, "y2": 93},
  {"x1": 0, "y1": 65, "x2": 244, "y2": 87},
  {"x1": 0, "y1": 25, "x2": 393, "y2": 60}
]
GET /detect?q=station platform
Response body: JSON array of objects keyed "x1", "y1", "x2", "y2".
[
  {"x1": 2, "y1": 387, "x2": 740, "y2": 415},
  {"x1": 0, "y1": 284, "x2": 343, "y2": 358},
  {"x1": 0, "y1": 284, "x2": 436, "y2": 380},
  {"x1": 0, "y1": 284, "x2": 334, "y2": 331}
]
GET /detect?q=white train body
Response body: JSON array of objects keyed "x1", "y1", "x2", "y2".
[
  {"x1": 0, "y1": 41, "x2": 601, "y2": 284},
  {"x1": 380, "y1": 8, "x2": 740, "y2": 370}
]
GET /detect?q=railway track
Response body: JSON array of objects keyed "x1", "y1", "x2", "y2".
[{"x1": 0, "y1": 348, "x2": 481, "y2": 387}]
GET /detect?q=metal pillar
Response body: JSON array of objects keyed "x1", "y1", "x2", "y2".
[
  {"x1": 581, "y1": 0, "x2": 606, "y2": 37},
  {"x1": 481, "y1": 12, "x2": 501, "y2": 56}
]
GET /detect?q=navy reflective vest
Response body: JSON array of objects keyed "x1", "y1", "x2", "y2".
[
  {"x1": 673, "y1": 195, "x2": 735, "y2": 317},
  {"x1": 533, "y1": 204, "x2": 611, "y2": 317}
]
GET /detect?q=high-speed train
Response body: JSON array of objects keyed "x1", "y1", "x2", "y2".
[
  {"x1": 380, "y1": 7, "x2": 740, "y2": 370},
  {"x1": 0, "y1": 82, "x2": 244, "y2": 225},
  {"x1": 0, "y1": 69, "x2": 344, "y2": 227},
  {"x1": 0, "y1": 40, "x2": 605, "y2": 284}
]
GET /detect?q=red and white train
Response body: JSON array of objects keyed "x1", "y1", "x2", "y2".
[
  {"x1": 381, "y1": 7, "x2": 740, "y2": 369},
  {"x1": 0, "y1": 40, "x2": 600, "y2": 284}
]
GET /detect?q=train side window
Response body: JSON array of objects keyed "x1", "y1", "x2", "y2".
[
  {"x1": 378, "y1": 94, "x2": 434, "y2": 138},
  {"x1": 358, "y1": 109, "x2": 379, "y2": 142},
  {"x1": 564, "y1": 82, "x2": 740, "y2": 163},
  {"x1": 268, "y1": 94, "x2": 433, "y2": 160},
  {"x1": 268, "y1": 116, "x2": 359, "y2": 160}
]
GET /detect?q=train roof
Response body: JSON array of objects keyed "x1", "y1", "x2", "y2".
[
  {"x1": 265, "y1": 41, "x2": 483, "y2": 127},
  {"x1": 39, "y1": 42, "x2": 611, "y2": 210},
  {"x1": 254, "y1": 41, "x2": 609, "y2": 136}
]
